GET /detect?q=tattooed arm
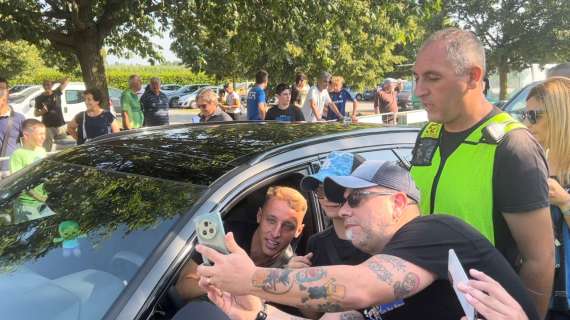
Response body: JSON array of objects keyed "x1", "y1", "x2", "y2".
[{"x1": 196, "y1": 234, "x2": 435, "y2": 313}]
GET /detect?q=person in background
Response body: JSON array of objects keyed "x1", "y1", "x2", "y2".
[
  {"x1": 34, "y1": 77, "x2": 69, "y2": 151},
  {"x1": 197, "y1": 88, "x2": 232, "y2": 123},
  {"x1": 67, "y1": 88, "x2": 119, "y2": 145},
  {"x1": 374, "y1": 78, "x2": 398, "y2": 124},
  {"x1": 0, "y1": 82, "x2": 25, "y2": 179},
  {"x1": 327, "y1": 76, "x2": 358, "y2": 121},
  {"x1": 264, "y1": 83, "x2": 305, "y2": 122},
  {"x1": 301, "y1": 72, "x2": 342, "y2": 122},
  {"x1": 121, "y1": 74, "x2": 144, "y2": 130},
  {"x1": 520, "y1": 77, "x2": 570, "y2": 320},
  {"x1": 223, "y1": 83, "x2": 242, "y2": 120},
  {"x1": 140, "y1": 77, "x2": 170, "y2": 126},
  {"x1": 247, "y1": 70, "x2": 268, "y2": 120},
  {"x1": 291, "y1": 72, "x2": 310, "y2": 109},
  {"x1": 10, "y1": 119, "x2": 52, "y2": 222},
  {"x1": 410, "y1": 28, "x2": 553, "y2": 317}
]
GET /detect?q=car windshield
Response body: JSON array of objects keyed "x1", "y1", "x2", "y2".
[{"x1": 0, "y1": 159, "x2": 206, "y2": 320}]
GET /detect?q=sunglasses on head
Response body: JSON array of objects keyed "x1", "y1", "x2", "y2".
[
  {"x1": 519, "y1": 109, "x2": 545, "y2": 124},
  {"x1": 341, "y1": 191, "x2": 395, "y2": 208}
]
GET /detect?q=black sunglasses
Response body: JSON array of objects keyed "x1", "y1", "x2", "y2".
[
  {"x1": 342, "y1": 191, "x2": 395, "y2": 208},
  {"x1": 519, "y1": 109, "x2": 545, "y2": 125}
]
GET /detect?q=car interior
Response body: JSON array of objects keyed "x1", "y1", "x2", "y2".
[{"x1": 151, "y1": 170, "x2": 324, "y2": 320}]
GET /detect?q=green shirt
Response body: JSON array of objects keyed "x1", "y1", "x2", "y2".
[
  {"x1": 10, "y1": 147, "x2": 47, "y2": 205},
  {"x1": 121, "y1": 90, "x2": 144, "y2": 129}
]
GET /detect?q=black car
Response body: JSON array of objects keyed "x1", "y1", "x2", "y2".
[
  {"x1": 0, "y1": 122, "x2": 418, "y2": 320},
  {"x1": 499, "y1": 81, "x2": 541, "y2": 120}
]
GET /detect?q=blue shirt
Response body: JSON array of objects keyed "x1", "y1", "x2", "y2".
[
  {"x1": 327, "y1": 89, "x2": 354, "y2": 120},
  {"x1": 140, "y1": 90, "x2": 170, "y2": 126},
  {"x1": 0, "y1": 109, "x2": 25, "y2": 171},
  {"x1": 246, "y1": 86, "x2": 266, "y2": 120}
]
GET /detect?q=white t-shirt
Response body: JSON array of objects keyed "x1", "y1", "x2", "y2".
[
  {"x1": 225, "y1": 92, "x2": 241, "y2": 107},
  {"x1": 301, "y1": 86, "x2": 331, "y2": 122}
]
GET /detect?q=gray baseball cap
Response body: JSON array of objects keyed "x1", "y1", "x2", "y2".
[{"x1": 324, "y1": 160, "x2": 420, "y2": 203}]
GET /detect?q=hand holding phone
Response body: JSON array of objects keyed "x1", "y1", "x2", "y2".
[
  {"x1": 448, "y1": 249, "x2": 476, "y2": 320},
  {"x1": 195, "y1": 212, "x2": 229, "y2": 265}
]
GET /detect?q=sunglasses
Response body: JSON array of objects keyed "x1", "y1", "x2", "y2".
[
  {"x1": 519, "y1": 109, "x2": 545, "y2": 124},
  {"x1": 342, "y1": 191, "x2": 395, "y2": 208}
]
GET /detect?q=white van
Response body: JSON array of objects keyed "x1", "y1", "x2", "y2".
[{"x1": 8, "y1": 82, "x2": 121, "y2": 122}]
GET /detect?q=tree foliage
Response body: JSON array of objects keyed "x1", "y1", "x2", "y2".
[
  {"x1": 0, "y1": 0, "x2": 180, "y2": 107},
  {"x1": 0, "y1": 40, "x2": 44, "y2": 80},
  {"x1": 171, "y1": 0, "x2": 443, "y2": 89},
  {"x1": 448, "y1": 0, "x2": 570, "y2": 99}
]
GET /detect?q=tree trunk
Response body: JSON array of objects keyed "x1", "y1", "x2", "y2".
[
  {"x1": 76, "y1": 33, "x2": 110, "y2": 110},
  {"x1": 498, "y1": 63, "x2": 509, "y2": 101}
]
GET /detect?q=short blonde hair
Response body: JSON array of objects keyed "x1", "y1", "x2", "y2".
[
  {"x1": 266, "y1": 186, "x2": 307, "y2": 217},
  {"x1": 330, "y1": 76, "x2": 344, "y2": 91},
  {"x1": 527, "y1": 77, "x2": 570, "y2": 185}
]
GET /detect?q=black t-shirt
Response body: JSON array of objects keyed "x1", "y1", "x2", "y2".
[
  {"x1": 428, "y1": 108, "x2": 549, "y2": 268},
  {"x1": 371, "y1": 215, "x2": 539, "y2": 320},
  {"x1": 307, "y1": 226, "x2": 370, "y2": 267},
  {"x1": 265, "y1": 105, "x2": 305, "y2": 122},
  {"x1": 35, "y1": 89, "x2": 65, "y2": 127},
  {"x1": 74, "y1": 111, "x2": 115, "y2": 145},
  {"x1": 140, "y1": 91, "x2": 170, "y2": 126}
]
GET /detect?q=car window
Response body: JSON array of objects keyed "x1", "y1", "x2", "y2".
[
  {"x1": 503, "y1": 83, "x2": 537, "y2": 117},
  {"x1": 0, "y1": 160, "x2": 206, "y2": 320},
  {"x1": 65, "y1": 90, "x2": 84, "y2": 104}
]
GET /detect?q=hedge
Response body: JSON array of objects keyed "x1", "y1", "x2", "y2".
[{"x1": 11, "y1": 65, "x2": 216, "y2": 90}]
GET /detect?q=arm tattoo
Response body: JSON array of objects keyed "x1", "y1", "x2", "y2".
[
  {"x1": 296, "y1": 267, "x2": 327, "y2": 283},
  {"x1": 252, "y1": 269, "x2": 293, "y2": 294},
  {"x1": 393, "y1": 272, "x2": 420, "y2": 299},
  {"x1": 367, "y1": 260, "x2": 393, "y2": 284},
  {"x1": 378, "y1": 254, "x2": 406, "y2": 272},
  {"x1": 340, "y1": 311, "x2": 365, "y2": 320}
]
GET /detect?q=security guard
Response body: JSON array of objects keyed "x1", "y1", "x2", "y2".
[{"x1": 410, "y1": 28, "x2": 553, "y2": 318}]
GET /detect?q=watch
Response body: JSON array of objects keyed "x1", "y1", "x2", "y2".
[{"x1": 254, "y1": 303, "x2": 267, "y2": 320}]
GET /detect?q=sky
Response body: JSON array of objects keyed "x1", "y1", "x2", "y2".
[{"x1": 106, "y1": 34, "x2": 179, "y2": 65}]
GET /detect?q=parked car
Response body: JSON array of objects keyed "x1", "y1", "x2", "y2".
[
  {"x1": 8, "y1": 84, "x2": 34, "y2": 95},
  {"x1": 167, "y1": 84, "x2": 209, "y2": 108},
  {"x1": 0, "y1": 122, "x2": 418, "y2": 320},
  {"x1": 499, "y1": 81, "x2": 541, "y2": 121},
  {"x1": 8, "y1": 83, "x2": 122, "y2": 122},
  {"x1": 178, "y1": 85, "x2": 223, "y2": 108},
  {"x1": 160, "y1": 84, "x2": 182, "y2": 95},
  {"x1": 362, "y1": 89, "x2": 377, "y2": 101}
]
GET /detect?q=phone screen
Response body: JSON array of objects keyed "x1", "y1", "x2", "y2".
[{"x1": 448, "y1": 249, "x2": 476, "y2": 320}]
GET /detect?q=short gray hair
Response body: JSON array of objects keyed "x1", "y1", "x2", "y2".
[
  {"x1": 149, "y1": 77, "x2": 161, "y2": 84},
  {"x1": 547, "y1": 63, "x2": 570, "y2": 79},
  {"x1": 128, "y1": 74, "x2": 141, "y2": 85},
  {"x1": 197, "y1": 88, "x2": 218, "y2": 103},
  {"x1": 420, "y1": 28, "x2": 486, "y2": 76}
]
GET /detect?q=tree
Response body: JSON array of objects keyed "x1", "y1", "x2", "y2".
[
  {"x1": 171, "y1": 0, "x2": 443, "y2": 90},
  {"x1": 0, "y1": 1, "x2": 177, "y2": 107},
  {"x1": 0, "y1": 40, "x2": 44, "y2": 80},
  {"x1": 448, "y1": 0, "x2": 570, "y2": 99}
]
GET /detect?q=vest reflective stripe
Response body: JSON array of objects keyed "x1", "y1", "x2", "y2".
[{"x1": 410, "y1": 112, "x2": 525, "y2": 244}]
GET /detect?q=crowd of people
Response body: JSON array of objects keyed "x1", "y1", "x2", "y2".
[
  {"x1": 165, "y1": 28, "x2": 569, "y2": 320},
  {"x1": 1, "y1": 26, "x2": 569, "y2": 320}
]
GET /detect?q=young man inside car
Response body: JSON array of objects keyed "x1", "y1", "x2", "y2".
[{"x1": 174, "y1": 186, "x2": 307, "y2": 302}]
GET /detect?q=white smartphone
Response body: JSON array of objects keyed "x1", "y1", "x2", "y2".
[
  {"x1": 195, "y1": 212, "x2": 229, "y2": 265},
  {"x1": 448, "y1": 249, "x2": 476, "y2": 320}
]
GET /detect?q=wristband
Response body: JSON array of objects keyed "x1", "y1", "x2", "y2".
[{"x1": 254, "y1": 303, "x2": 267, "y2": 320}]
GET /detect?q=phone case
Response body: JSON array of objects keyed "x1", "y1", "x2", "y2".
[
  {"x1": 448, "y1": 249, "x2": 476, "y2": 320},
  {"x1": 195, "y1": 212, "x2": 229, "y2": 265}
]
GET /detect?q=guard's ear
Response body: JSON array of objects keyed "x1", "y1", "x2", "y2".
[
  {"x1": 256, "y1": 207, "x2": 262, "y2": 224},
  {"x1": 391, "y1": 192, "x2": 409, "y2": 221},
  {"x1": 467, "y1": 65, "x2": 484, "y2": 90}
]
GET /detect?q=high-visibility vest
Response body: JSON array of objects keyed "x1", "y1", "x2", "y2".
[{"x1": 410, "y1": 112, "x2": 525, "y2": 243}]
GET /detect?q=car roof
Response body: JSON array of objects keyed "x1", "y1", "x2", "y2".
[{"x1": 50, "y1": 122, "x2": 415, "y2": 186}]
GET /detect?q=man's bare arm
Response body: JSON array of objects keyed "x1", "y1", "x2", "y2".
[
  {"x1": 57, "y1": 77, "x2": 69, "y2": 91},
  {"x1": 503, "y1": 207, "x2": 554, "y2": 319},
  {"x1": 258, "y1": 102, "x2": 267, "y2": 120},
  {"x1": 310, "y1": 100, "x2": 321, "y2": 120},
  {"x1": 250, "y1": 255, "x2": 434, "y2": 313},
  {"x1": 122, "y1": 112, "x2": 131, "y2": 129}
]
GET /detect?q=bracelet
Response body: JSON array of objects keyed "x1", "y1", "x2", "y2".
[{"x1": 254, "y1": 303, "x2": 267, "y2": 320}]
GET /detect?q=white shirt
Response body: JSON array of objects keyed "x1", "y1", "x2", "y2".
[{"x1": 301, "y1": 86, "x2": 331, "y2": 122}]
